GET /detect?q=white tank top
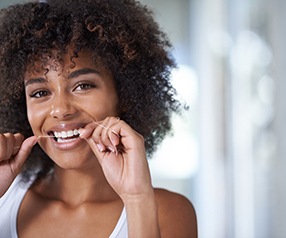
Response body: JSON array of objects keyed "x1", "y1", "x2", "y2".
[{"x1": 0, "y1": 175, "x2": 128, "y2": 238}]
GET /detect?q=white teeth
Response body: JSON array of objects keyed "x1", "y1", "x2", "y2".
[
  {"x1": 74, "y1": 129, "x2": 79, "y2": 135},
  {"x1": 67, "y1": 131, "x2": 73, "y2": 137},
  {"x1": 61, "y1": 131, "x2": 67, "y2": 138},
  {"x1": 54, "y1": 129, "x2": 81, "y2": 139}
]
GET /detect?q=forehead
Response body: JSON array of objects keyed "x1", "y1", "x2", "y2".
[{"x1": 24, "y1": 50, "x2": 107, "y2": 79}]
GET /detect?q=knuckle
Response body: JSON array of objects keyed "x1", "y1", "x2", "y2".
[
  {"x1": 0, "y1": 134, "x2": 7, "y2": 160},
  {"x1": 91, "y1": 130, "x2": 101, "y2": 142},
  {"x1": 0, "y1": 133, "x2": 6, "y2": 141},
  {"x1": 133, "y1": 132, "x2": 145, "y2": 146},
  {"x1": 0, "y1": 152, "x2": 8, "y2": 162},
  {"x1": 136, "y1": 132, "x2": 144, "y2": 141},
  {"x1": 15, "y1": 133, "x2": 24, "y2": 141}
]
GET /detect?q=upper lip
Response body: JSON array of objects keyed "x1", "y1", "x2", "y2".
[{"x1": 45, "y1": 122, "x2": 88, "y2": 137}]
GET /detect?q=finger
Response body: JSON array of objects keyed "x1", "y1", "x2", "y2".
[
  {"x1": 84, "y1": 136, "x2": 107, "y2": 165},
  {"x1": 106, "y1": 117, "x2": 121, "y2": 147},
  {"x1": 79, "y1": 122, "x2": 97, "y2": 138},
  {"x1": 79, "y1": 122, "x2": 110, "y2": 152},
  {"x1": 109, "y1": 130, "x2": 120, "y2": 147},
  {"x1": 91, "y1": 124, "x2": 108, "y2": 152},
  {"x1": 12, "y1": 133, "x2": 25, "y2": 156},
  {"x1": 99, "y1": 118, "x2": 118, "y2": 153},
  {"x1": 0, "y1": 133, "x2": 23, "y2": 161},
  {"x1": 10, "y1": 136, "x2": 38, "y2": 175},
  {"x1": 79, "y1": 117, "x2": 121, "y2": 154},
  {"x1": 79, "y1": 122, "x2": 107, "y2": 152},
  {"x1": 0, "y1": 134, "x2": 8, "y2": 161},
  {"x1": 87, "y1": 136, "x2": 102, "y2": 154}
]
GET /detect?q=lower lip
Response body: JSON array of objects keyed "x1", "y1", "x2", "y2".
[{"x1": 50, "y1": 136, "x2": 85, "y2": 150}]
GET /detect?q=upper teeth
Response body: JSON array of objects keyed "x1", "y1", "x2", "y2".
[{"x1": 54, "y1": 129, "x2": 80, "y2": 139}]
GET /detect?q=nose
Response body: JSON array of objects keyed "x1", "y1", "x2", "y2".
[{"x1": 49, "y1": 95, "x2": 77, "y2": 120}]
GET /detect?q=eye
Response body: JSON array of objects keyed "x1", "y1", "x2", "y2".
[
  {"x1": 29, "y1": 90, "x2": 50, "y2": 98},
  {"x1": 73, "y1": 82, "x2": 96, "y2": 91}
]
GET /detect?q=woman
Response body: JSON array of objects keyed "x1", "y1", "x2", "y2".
[{"x1": 0, "y1": 0, "x2": 197, "y2": 237}]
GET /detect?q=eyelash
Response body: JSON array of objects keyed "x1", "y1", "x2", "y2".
[
  {"x1": 29, "y1": 90, "x2": 50, "y2": 98},
  {"x1": 73, "y1": 82, "x2": 96, "y2": 91},
  {"x1": 29, "y1": 82, "x2": 96, "y2": 98}
]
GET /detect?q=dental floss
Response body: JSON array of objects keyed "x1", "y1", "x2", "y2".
[
  {"x1": 94, "y1": 122, "x2": 120, "y2": 137},
  {"x1": 13, "y1": 117, "x2": 120, "y2": 151},
  {"x1": 83, "y1": 112, "x2": 120, "y2": 154},
  {"x1": 92, "y1": 120, "x2": 120, "y2": 154},
  {"x1": 82, "y1": 111, "x2": 120, "y2": 138}
]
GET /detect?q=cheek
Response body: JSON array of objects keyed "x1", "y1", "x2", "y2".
[
  {"x1": 25, "y1": 93, "x2": 33, "y2": 121},
  {"x1": 84, "y1": 91, "x2": 119, "y2": 116},
  {"x1": 26, "y1": 106, "x2": 37, "y2": 133},
  {"x1": 26, "y1": 98, "x2": 33, "y2": 125},
  {"x1": 26, "y1": 102, "x2": 46, "y2": 132},
  {"x1": 101, "y1": 90, "x2": 119, "y2": 114},
  {"x1": 97, "y1": 99, "x2": 119, "y2": 117}
]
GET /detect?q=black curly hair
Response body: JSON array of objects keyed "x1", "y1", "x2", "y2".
[{"x1": 0, "y1": 0, "x2": 180, "y2": 181}]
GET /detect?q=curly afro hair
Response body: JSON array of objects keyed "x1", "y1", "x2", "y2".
[{"x1": 0, "y1": 0, "x2": 180, "y2": 181}]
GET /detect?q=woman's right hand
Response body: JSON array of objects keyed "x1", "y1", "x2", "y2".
[{"x1": 0, "y1": 133, "x2": 38, "y2": 197}]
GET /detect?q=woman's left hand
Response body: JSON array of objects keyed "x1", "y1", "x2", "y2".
[{"x1": 79, "y1": 116, "x2": 153, "y2": 201}]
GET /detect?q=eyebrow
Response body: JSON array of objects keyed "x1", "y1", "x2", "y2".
[
  {"x1": 25, "y1": 68, "x2": 101, "y2": 87},
  {"x1": 24, "y1": 77, "x2": 47, "y2": 87},
  {"x1": 67, "y1": 68, "x2": 101, "y2": 79}
]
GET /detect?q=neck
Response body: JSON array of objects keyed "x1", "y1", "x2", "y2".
[{"x1": 38, "y1": 164, "x2": 119, "y2": 207}]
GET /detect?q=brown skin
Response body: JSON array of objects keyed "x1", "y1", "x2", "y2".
[
  {"x1": 18, "y1": 188, "x2": 197, "y2": 238},
  {"x1": 1, "y1": 51, "x2": 197, "y2": 237}
]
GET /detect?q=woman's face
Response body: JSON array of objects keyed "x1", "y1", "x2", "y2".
[{"x1": 24, "y1": 50, "x2": 119, "y2": 169}]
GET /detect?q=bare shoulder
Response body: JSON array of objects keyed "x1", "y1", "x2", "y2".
[{"x1": 154, "y1": 188, "x2": 198, "y2": 238}]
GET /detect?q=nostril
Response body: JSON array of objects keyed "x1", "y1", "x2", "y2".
[{"x1": 49, "y1": 101, "x2": 77, "y2": 119}]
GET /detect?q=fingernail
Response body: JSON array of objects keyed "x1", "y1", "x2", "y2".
[
  {"x1": 108, "y1": 146, "x2": 115, "y2": 153},
  {"x1": 109, "y1": 135, "x2": 116, "y2": 147},
  {"x1": 33, "y1": 139, "x2": 38, "y2": 146},
  {"x1": 96, "y1": 143, "x2": 104, "y2": 152}
]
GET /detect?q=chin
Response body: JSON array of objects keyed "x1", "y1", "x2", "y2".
[{"x1": 49, "y1": 150, "x2": 97, "y2": 170}]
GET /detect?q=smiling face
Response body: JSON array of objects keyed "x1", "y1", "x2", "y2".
[{"x1": 24, "y1": 50, "x2": 119, "y2": 169}]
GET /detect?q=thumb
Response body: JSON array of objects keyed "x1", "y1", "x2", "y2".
[{"x1": 12, "y1": 136, "x2": 38, "y2": 174}]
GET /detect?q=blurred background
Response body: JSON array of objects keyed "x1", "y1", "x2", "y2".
[{"x1": 1, "y1": 0, "x2": 285, "y2": 237}]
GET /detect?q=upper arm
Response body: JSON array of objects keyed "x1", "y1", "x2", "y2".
[{"x1": 155, "y1": 188, "x2": 198, "y2": 238}]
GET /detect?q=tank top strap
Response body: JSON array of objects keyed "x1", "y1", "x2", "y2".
[{"x1": 109, "y1": 207, "x2": 128, "y2": 238}]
